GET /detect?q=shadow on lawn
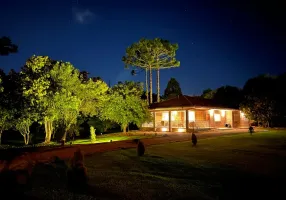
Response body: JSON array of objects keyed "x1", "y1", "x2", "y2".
[{"x1": 121, "y1": 152, "x2": 284, "y2": 200}]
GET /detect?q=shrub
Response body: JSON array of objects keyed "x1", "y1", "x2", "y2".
[
  {"x1": 249, "y1": 126, "x2": 254, "y2": 135},
  {"x1": 0, "y1": 159, "x2": 34, "y2": 197},
  {"x1": 90, "y1": 126, "x2": 96, "y2": 143},
  {"x1": 137, "y1": 140, "x2": 145, "y2": 156},
  {"x1": 133, "y1": 138, "x2": 139, "y2": 144},
  {"x1": 191, "y1": 133, "x2": 197, "y2": 146},
  {"x1": 66, "y1": 148, "x2": 88, "y2": 193}
]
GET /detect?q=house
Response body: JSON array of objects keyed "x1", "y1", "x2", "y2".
[{"x1": 141, "y1": 95, "x2": 250, "y2": 132}]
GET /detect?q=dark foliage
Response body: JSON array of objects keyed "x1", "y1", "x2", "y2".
[
  {"x1": 163, "y1": 77, "x2": 182, "y2": 100},
  {"x1": 249, "y1": 126, "x2": 254, "y2": 134},
  {"x1": 191, "y1": 133, "x2": 197, "y2": 146},
  {"x1": 0, "y1": 160, "x2": 34, "y2": 197},
  {"x1": 66, "y1": 149, "x2": 88, "y2": 194},
  {"x1": 137, "y1": 140, "x2": 145, "y2": 156},
  {"x1": 0, "y1": 36, "x2": 18, "y2": 56}
]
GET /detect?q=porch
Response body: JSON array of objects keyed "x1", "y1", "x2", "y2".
[{"x1": 141, "y1": 109, "x2": 247, "y2": 133}]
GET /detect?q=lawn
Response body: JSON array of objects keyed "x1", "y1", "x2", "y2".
[
  {"x1": 28, "y1": 130, "x2": 286, "y2": 200},
  {"x1": 72, "y1": 132, "x2": 158, "y2": 145},
  {"x1": 1, "y1": 132, "x2": 159, "y2": 149}
]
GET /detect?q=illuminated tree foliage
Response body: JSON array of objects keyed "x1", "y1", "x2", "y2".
[
  {"x1": 21, "y1": 55, "x2": 109, "y2": 143},
  {"x1": 0, "y1": 108, "x2": 13, "y2": 144},
  {"x1": 123, "y1": 38, "x2": 180, "y2": 104},
  {"x1": 100, "y1": 81, "x2": 152, "y2": 134}
]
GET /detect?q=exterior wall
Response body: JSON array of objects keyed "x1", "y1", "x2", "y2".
[
  {"x1": 232, "y1": 111, "x2": 240, "y2": 128},
  {"x1": 232, "y1": 111, "x2": 250, "y2": 128},
  {"x1": 239, "y1": 112, "x2": 250, "y2": 128}
]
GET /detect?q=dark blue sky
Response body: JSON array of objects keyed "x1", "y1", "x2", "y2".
[{"x1": 1, "y1": 0, "x2": 285, "y2": 95}]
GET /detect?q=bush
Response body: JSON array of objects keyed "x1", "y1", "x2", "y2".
[
  {"x1": 90, "y1": 126, "x2": 96, "y2": 143},
  {"x1": 137, "y1": 140, "x2": 145, "y2": 156},
  {"x1": 66, "y1": 148, "x2": 88, "y2": 193},
  {"x1": 0, "y1": 159, "x2": 34, "y2": 197},
  {"x1": 191, "y1": 133, "x2": 197, "y2": 146}
]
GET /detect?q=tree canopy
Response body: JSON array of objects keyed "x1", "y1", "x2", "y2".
[
  {"x1": 163, "y1": 78, "x2": 182, "y2": 99},
  {"x1": 100, "y1": 81, "x2": 152, "y2": 133},
  {"x1": 0, "y1": 36, "x2": 18, "y2": 56},
  {"x1": 122, "y1": 38, "x2": 180, "y2": 103}
]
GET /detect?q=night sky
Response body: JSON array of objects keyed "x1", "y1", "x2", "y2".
[{"x1": 1, "y1": 0, "x2": 285, "y2": 95}]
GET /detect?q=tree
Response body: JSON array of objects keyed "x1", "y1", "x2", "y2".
[
  {"x1": 100, "y1": 81, "x2": 152, "y2": 134},
  {"x1": 123, "y1": 38, "x2": 180, "y2": 104},
  {"x1": 163, "y1": 78, "x2": 182, "y2": 99},
  {"x1": 15, "y1": 114, "x2": 34, "y2": 145},
  {"x1": 0, "y1": 72, "x2": 14, "y2": 144},
  {"x1": 0, "y1": 108, "x2": 13, "y2": 144},
  {"x1": 0, "y1": 36, "x2": 18, "y2": 56},
  {"x1": 21, "y1": 55, "x2": 55, "y2": 143},
  {"x1": 240, "y1": 74, "x2": 277, "y2": 127},
  {"x1": 201, "y1": 88, "x2": 215, "y2": 99},
  {"x1": 213, "y1": 86, "x2": 243, "y2": 108},
  {"x1": 21, "y1": 56, "x2": 109, "y2": 143}
]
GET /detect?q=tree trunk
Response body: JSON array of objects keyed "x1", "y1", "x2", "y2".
[
  {"x1": 23, "y1": 134, "x2": 29, "y2": 145},
  {"x1": 26, "y1": 134, "x2": 29, "y2": 145},
  {"x1": 149, "y1": 65, "x2": 153, "y2": 104},
  {"x1": 157, "y1": 68, "x2": 160, "y2": 103},
  {"x1": 122, "y1": 125, "x2": 127, "y2": 134},
  {"x1": 145, "y1": 68, "x2": 149, "y2": 105},
  {"x1": 44, "y1": 119, "x2": 53, "y2": 143},
  {"x1": 62, "y1": 131, "x2": 67, "y2": 141}
]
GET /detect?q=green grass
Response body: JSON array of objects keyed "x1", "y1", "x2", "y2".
[
  {"x1": 72, "y1": 133, "x2": 157, "y2": 145},
  {"x1": 28, "y1": 130, "x2": 286, "y2": 199}
]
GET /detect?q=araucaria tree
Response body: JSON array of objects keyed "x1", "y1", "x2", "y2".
[
  {"x1": 100, "y1": 81, "x2": 152, "y2": 134},
  {"x1": 122, "y1": 38, "x2": 180, "y2": 104}
]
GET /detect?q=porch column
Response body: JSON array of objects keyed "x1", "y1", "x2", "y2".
[
  {"x1": 153, "y1": 112, "x2": 156, "y2": 131},
  {"x1": 186, "y1": 109, "x2": 189, "y2": 132},
  {"x1": 168, "y1": 111, "x2": 171, "y2": 132}
]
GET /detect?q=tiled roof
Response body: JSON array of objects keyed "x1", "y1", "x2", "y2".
[{"x1": 149, "y1": 95, "x2": 236, "y2": 109}]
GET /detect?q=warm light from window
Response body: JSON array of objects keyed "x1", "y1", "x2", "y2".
[
  {"x1": 209, "y1": 109, "x2": 214, "y2": 115},
  {"x1": 162, "y1": 127, "x2": 168, "y2": 132},
  {"x1": 162, "y1": 112, "x2": 169, "y2": 121},
  {"x1": 240, "y1": 111, "x2": 245, "y2": 117},
  {"x1": 171, "y1": 111, "x2": 177, "y2": 121},
  {"x1": 177, "y1": 128, "x2": 185, "y2": 132},
  {"x1": 214, "y1": 114, "x2": 221, "y2": 122},
  {"x1": 188, "y1": 111, "x2": 195, "y2": 122},
  {"x1": 221, "y1": 110, "x2": 225, "y2": 117}
]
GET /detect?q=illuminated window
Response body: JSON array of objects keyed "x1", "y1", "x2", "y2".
[
  {"x1": 214, "y1": 114, "x2": 221, "y2": 122},
  {"x1": 162, "y1": 112, "x2": 169, "y2": 121},
  {"x1": 221, "y1": 110, "x2": 225, "y2": 117},
  {"x1": 171, "y1": 111, "x2": 186, "y2": 128},
  {"x1": 188, "y1": 111, "x2": 195, "y2": 122},
  {"x1": 209, "y1": 109, "x2": 214, "y2": 115},
  {"x1": 155, "y1": 112, "x2": 169, "y2": 129},
  {"x1": 171, "y1": 111, "x2": 177, "y2": 121}
]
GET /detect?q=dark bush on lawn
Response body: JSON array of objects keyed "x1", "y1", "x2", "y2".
[
  {"x1": 66, "y1": 148, "x2": 88, "y2": 193},
  {"x1": 0, "y1": 159, "x2": 34, "y2": 197},
  {"x1": 192, "y1": 133, "x2": 197, "y2": 146},
  {"x1": 137, "y1": 140, "x2": 145, "y2": 156},
  {"x1": 133, "y1": 138, "x2": 139, "y2": 144}
]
